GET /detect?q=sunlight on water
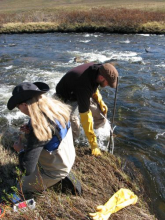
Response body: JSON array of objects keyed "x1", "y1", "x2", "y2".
[
  {"x1": 5, "y1": 111, "x2": 26, "y2": 124},
  {"x1": 119, "y1": 39, "x2": 130, "y2": 44},
  {"x1": 95, "y1": 121, "x2": 111, "y2": 151},
  {"x1": 67, "y1": 50, "x2": 143, "y2": 64},
  {"x1": 155, "y1": 132, "x2": 165, "y2": 140}
]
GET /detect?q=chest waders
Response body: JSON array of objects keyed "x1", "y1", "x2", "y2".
[{"x1": 40, "y1": 122, "x2": 82, "y2": 195}]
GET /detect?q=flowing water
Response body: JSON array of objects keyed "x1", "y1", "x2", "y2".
[{"x1": 0, "y1": 33, "x2": 165, "y2": 219}]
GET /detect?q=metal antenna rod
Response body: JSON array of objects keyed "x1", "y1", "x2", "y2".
[
  {"x1": 108, "y1": 77, "x2": 119, "y2": 154},
  {"x1": 111, "y1": 77, "x2": 119, "y2": 128}
]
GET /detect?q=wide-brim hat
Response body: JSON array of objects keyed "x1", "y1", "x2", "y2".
[
  {"x1": 99, "y1": 63, "x2": 119, "y2": 88},
  {"x1": 7, "y1": 82, "x2": 49, "y2": 110}
]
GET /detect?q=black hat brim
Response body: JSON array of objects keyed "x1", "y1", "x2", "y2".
[
  {"x1": 7, "y1": 82, "x2": 49, "y2": 110},
  {"x1": 7, "y1": 90, "x2": 47, "y2": 110}
]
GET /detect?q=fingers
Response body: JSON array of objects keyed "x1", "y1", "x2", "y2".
[
  {"x1": 100, "y1": 102, "x2": 108, "y2": 115},
  {"x1": 92, "y1": 148, "x2": 102, "y2": 156},
  {"x1": 96, "y1": 205, "x2": 105, "y2": 211}
]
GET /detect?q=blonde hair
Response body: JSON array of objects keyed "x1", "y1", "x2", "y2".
[{"x1": 26, "y1": 94, "x2": 71, "y2": 141}]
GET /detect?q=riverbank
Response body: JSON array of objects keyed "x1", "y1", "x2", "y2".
[
  {"x1": 1, "y1": 20, "x2": 165, "y2": 35},
  {"x1": 0, "y1": 126, "x2": 157, "y2": 219},
  {"x1": 0, "y1": 1, "x2": 165, "y2": 34}
]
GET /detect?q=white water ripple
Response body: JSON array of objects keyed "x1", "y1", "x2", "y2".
[{"x1": 67, "y1": 50, "x2": 142, "y2": 64}]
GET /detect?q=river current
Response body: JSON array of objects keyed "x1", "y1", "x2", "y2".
[{"x1": 0, "y1": 33, "x2": 165, "y2": 219}]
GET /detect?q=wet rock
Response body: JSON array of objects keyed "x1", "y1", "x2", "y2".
[
  {"x1": 0, "y1": 126, "x2": 20, "y2": 150},
  {"x1": 0, "y1": 117, "x2": 9, "y2": 133}
]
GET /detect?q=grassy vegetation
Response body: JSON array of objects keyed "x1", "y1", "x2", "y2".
[
  {"x1": 0, "y1": 0, "x2": 165, "y2": 34},
  {"x1": 0, "y1": 125, "x2": 157, "y2": 220},
  {"x1": 1, "y1": 0, "x2": 165, "y2": 12}
]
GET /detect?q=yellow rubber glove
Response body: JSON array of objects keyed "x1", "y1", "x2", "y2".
[
  {"x1": 92, "y1": 89, "x2": 108, "y2": 115},
  {"x1": 89, "y1": 188, "x2": 138, "y2": 220},
  {"x1": 80, "y1": 110, "x2": 101, "y2": 156}
]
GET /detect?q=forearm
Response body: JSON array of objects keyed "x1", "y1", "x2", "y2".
[
  {"x1": 19, "y1": 147, "x2": 43, "y2": 175},
  {"x1": 80, "y1": 111, "x2": 96, "y2": 141},
  {"x1": 80, "y1": 110, "x2": 101, "y2": 156},
  {"x1": 18, "y1": 131, "x2": 48, "y2": 176}
]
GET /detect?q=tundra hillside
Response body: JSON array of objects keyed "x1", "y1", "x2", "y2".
[{"x1": 0, "y1": 0, "x2": 165, "y2": 34}]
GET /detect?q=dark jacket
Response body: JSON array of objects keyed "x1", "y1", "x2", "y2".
[{"x1": 56, "y1": 62, "x2": 101, "y2": 113}]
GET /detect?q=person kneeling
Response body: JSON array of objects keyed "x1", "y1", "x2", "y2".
[{"x1": 7, "y1": 82, "x2": 76, "y2": 193}]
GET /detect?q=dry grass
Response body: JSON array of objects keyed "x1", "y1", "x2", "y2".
[
  {"x1": 0, "y1": 127, "x2": 157, "y2": 220},
  {"x1": 1, "y1": 0, "x2": 165, "y2": 13},
  {"x1": 0, "y1": 7, "x2": 165, "y2": 34},
  {"x1": 0, "y1": 1, "x2": 165, "y2": 34}
]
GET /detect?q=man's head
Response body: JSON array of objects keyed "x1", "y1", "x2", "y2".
[{"x1": 97, "y1": 63, "x2": 118, "y2": 88}]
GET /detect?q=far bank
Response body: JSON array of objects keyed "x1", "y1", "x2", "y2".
[{"x1": 0, "y1": 8, "x2": 165, "y2": 34}]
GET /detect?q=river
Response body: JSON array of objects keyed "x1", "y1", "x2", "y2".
[{"x1": 0, "y1": 33, "x2": 165, "y2": 219}]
